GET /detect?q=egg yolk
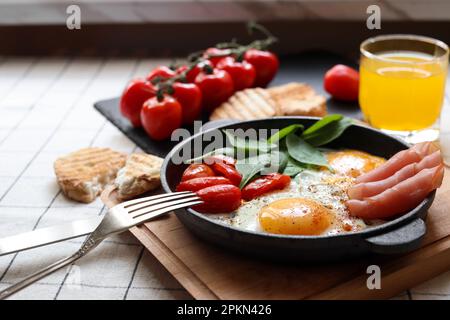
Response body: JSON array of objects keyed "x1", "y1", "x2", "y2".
[
  {"x1": 258, "y1": 198, "x2": 332, "y2": 235},
  {"x1": 326, "y1": 150, "x2": 385, "y2": 178}
]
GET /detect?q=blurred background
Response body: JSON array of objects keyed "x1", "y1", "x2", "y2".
[{"x1": 1, "y1": 0, "x2": 450, "y2": 60}]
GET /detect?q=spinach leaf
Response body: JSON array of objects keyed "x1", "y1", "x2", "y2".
[
  {"x1": 267, "y1": 124, "x2": 304, "y2": 144},
  {"x1": 286, "y1": 133, "x2": 329, "y2": 167},
  {"x1": 302, "y1": 116, "x2": 353, "y2": 147},
  {"x1": 184, "y1": 147, "x2": 235, "y2": 164},
  {"x1": 223, "y1": 130, "x2": 276, "y2": 153},
  {"x1": 302, "y1": 114, "x2": 342, "y2": 136},
  {"x1": 236, "y1": 151, "x2": 287, "y2": 189},
  {"x1": 282, "y1": 156, "x2": 306, "y2": 177},
  {"x1": 237, "y1": 160, "x2": 264, "y2": 189}
]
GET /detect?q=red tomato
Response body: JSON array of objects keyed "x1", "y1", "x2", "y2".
[
  {"x1": 241, "y1": 173, "x2": 291, "y2": 201},
  {"x1": 120, "y1": 79, "x2": 155, "y2": 127},
  {"x1": 216, "y1": 56, "x2": 256, "y2": 91},
  {"x1": 194, "y1": 184, "x2": 242, "y2": 213},
  {"x1": 205, "y1": 155, "x2": 236, "y2": 167},
  {"x1": 140, "y1": 95, "x2": 182, "y2": 141},
  {"x1": 181, "y1": 164, "x2": 215, "y2": 182},
  {"x1": 171, "y1": 82, "x2": 202, "y2": 125},
  {"x1": 194, "y1": 69, "x2": 234, "y2": 113},
  {"x1": 210, "y1": 162, "x2": 242, "y2": 186},
  {"x1": 185, "y1": 60, "x2": 213, "y2": 83},
  {"x1": 176, "y1": 65, "x2": 188, "y2": 75},
  {"x1": 176, "y1": 176, "x2": 232, "y2": 192},
  {"x1": 203, "y1": 47, "x2": 231, "y2": 66},
  {"x1": 146, "y1": 66, "x2": 176, "y2": 83},
  {"x1": 323, "y1": 64, "x2": 359, "y2": 101},
  {"x1": 244, "y1": 49, "x2": 279, "y2": 88}
]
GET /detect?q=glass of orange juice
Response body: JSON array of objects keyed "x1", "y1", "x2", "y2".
[{"x1": 359, "y1": 35, "x2": 449, "y2": 143}]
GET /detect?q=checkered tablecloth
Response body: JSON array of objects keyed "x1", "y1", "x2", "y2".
[{"x1": 0, "y1": 57, "x2": 449, "y2": 300}]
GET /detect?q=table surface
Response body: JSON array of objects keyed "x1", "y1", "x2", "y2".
[{"x1": 0, "y1": 57, "x2": 449, "y2": 300}]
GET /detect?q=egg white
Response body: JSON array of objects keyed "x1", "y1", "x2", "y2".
[{"x1": 210, "y1": 169, "x2": 374, "y2": 236}]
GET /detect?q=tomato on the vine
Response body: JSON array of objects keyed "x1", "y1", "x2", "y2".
[
  {"x1": 216, "y1": 56, "x2": 256, "y2": 91},
  {"x1": 194, "y1": 68, "x2": 234, "y2": 113},
  {"x1": 244, "y1": 49, "x2": 279, "y2": 88},
  {"x1": 203, "y1": 47, "x2": 231, "y2": 66},
  {"x1": 140, "y1": 95, "x2": 182, "y2": 141},
  {"x1": 171, "y1": 82, "x2": 202, "y2": 125},
  {"x1": 146, "y1": 66, "x2": 176, "y2": 83},
  {"x1": 184, "y1": 60, "x2": 213, "y2": 83},
  {"x1": 120, "y1": 79, "x2": 155, "y2": 127}
]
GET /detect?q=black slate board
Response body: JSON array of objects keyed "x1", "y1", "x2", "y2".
[{"x1": 94, "y1": 52, "x2": 361, "y2": 158}]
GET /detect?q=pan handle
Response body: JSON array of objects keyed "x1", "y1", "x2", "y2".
[{"x1": 365, "y1": 218, "x2": 426, "y2": 255}]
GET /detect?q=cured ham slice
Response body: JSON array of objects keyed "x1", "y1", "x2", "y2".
[
  {"x1": 347, "y1": 164, "x2": 444, "y2": 219},
  {"x1": 348, "y1": 150, "x2": 442, "y2": 199},
  {"x1": 355, "y1": 142, "x2": 439, "y2": 184}
]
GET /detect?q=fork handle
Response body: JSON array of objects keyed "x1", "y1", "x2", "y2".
[
  {"x1": 0, "y1": 235, "x2": 102, "y2": 300},
  {"x1": 0, "y1": 253, "x2": 82, "y2": 299}
]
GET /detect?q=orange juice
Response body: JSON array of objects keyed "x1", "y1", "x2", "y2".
[{"x1": 359, "y1": 51, "x2": 448, "y2": 131}]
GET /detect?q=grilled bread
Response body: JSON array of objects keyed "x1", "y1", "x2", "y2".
[
  {"x1": 54, "y1": 148, "x2": 127, "y2": 203},
  {"x1": 115, "y1": 153, "x2": 163, "y2": 200},
  {"x1": 267, "y1": 82, "x2": 327, "y2": 117},
  {"x1": 209, "y1": 82, "x2": 326, "y2": 121},
  {"x1": 210, "y1": 88, "x2": 278, "y2": 121}
]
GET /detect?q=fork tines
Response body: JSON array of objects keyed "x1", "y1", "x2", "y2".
[{"x1": 121, "y1": 192, "x2": 202, "y2": 221}]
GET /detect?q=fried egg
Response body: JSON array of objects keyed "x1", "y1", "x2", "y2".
[
  {"x1": 210, "y1": 149, "x2": 386, "y2": 236},
  {"x1": 326, "y1": 150, "x2": 385, "y2": 178}
]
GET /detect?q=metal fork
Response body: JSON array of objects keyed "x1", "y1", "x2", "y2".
[{"x1": 0, "y1": 191, "x2": 202, "y2": 299}]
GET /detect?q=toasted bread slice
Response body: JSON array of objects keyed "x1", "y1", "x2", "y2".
[
  {"x1": 209, "y1": 83, "x2": 327, "y2": 121},
  {"x1": 210, "y1": 88, "x2": 278, "y2": 121},
  {"x1": 54, "y1": 148, "x2": 127, "y2": 203},
  {"x1": 267, "y1": 82, "x2": 327, "y2": 117},
  {"x1": 115, "y1": 153, "x2": 163, "y2": 200}
]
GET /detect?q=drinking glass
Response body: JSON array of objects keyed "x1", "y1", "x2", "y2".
[{"x1": 359, "y1": 35, "x2": 449, "y2": 143}]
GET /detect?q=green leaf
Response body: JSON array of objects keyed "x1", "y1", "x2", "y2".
[
  {"x1": 286, "y1": 133, "x2": 329, "y2": 167},
  {"x1": 282, "y1": 156, "x2": 306, "y2": 177},
  {"x1": 302, "y1": 114, "x2": 343, "y2": 136},
  {"x1": 236, "y1": 151, "x2": 287, "y2": 189},
  {"x1": 302, "y1": 116, "x2": 353, "y2": 147},
  {"x1": 184, "y1": 147, "x2": 235, "y2": 164},
  {"x1": 223, "y1": 130, "x2": 276, "y2": 153},
  {"x1": 267, "y1": 124, "x2": 304, "y2": 144},
  {"x1": 237, "y1": 161, "x2": 264, "y2": 189}
]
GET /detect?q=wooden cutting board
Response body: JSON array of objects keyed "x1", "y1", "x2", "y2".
[{"x1": 101, "y1": 167, "x2": 450, "y2": 300}]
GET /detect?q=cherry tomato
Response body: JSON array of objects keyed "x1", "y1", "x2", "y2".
[
  {"x1": 203, "y1": 47, "x2": 231, "y2": 66},
  {"x1": 323, "y1": 64, "x2": 359, "y2": 101},
  {"x1": 244, "y1": 49, "x2": 279, "y2": 88},
  {"x1": 175, "y1": 65, "x2": 188, "y2": 75},
  {"x1": 205, "y1": 155, "x2": 236, "y2": 167},
  {"x1": 216, "y1": 56, "x2": 256, "y2": 91},
  {"x1": 194, "y1": 184, "x2": 242, "y2": 213},
  {"x1": 195, "y1": 69, "x2": 234, "y2": 113},
  {"x1": 140, "y1": 95, "x2": 182, "y2": 140},
  {"x1": 181, "y1": 164, "x2": 215, "y2": 182},
  {"x1": 172, "y1": 82, "x2": 202, "y2": 125},
  {"x1": 241, "y1": 173, "x2": 291, "y2": 201},
  {"x1": 210, "y1": 162, "x2": 242, "y2": 186},
  {"x1": 120, "y1": 79, "x2": 155, "y2": 127},
  {"x1": 146, "y1": 66, "x2": 176, "y2": 83},
  {"x1": 184, "y1": 60, "x2": 213, "y2": 83},
  {"x1": 176, "y1": 176, "x2": 232, "y2": 192}
]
